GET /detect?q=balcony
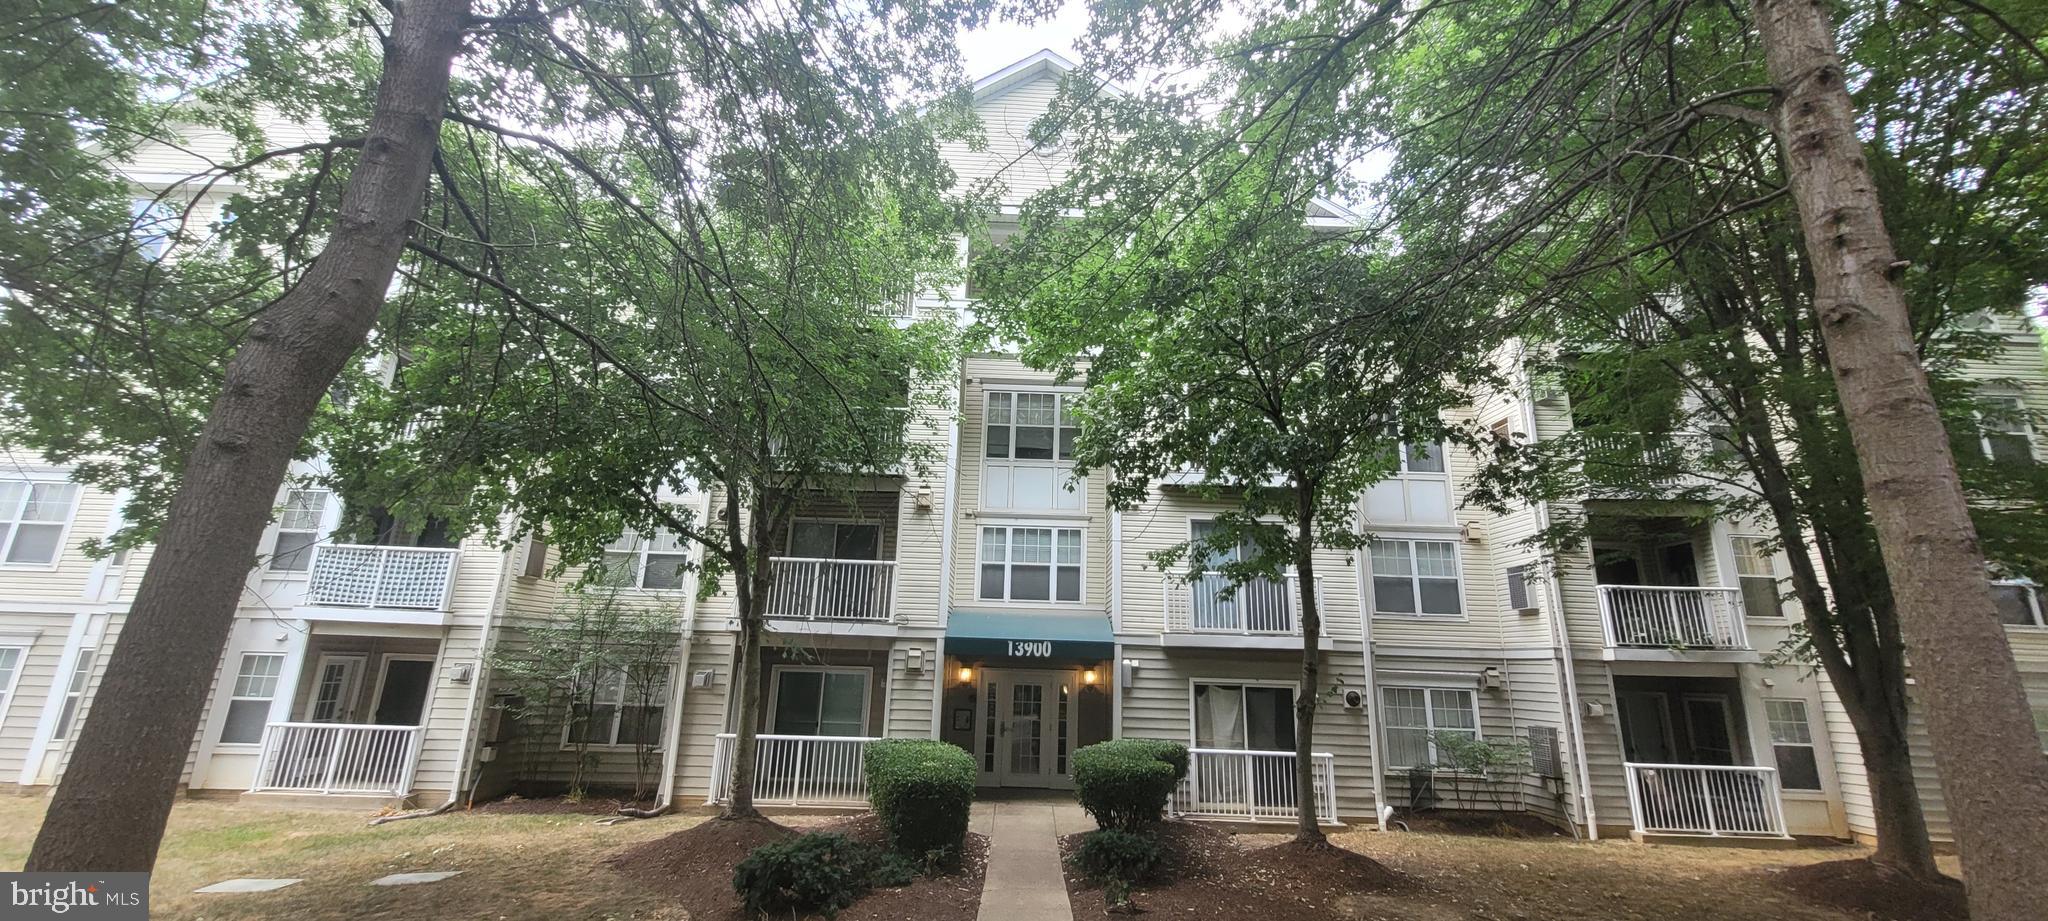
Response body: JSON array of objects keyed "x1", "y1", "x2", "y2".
[
  {"x1": 764, "y1": 558, "x2": 897, "y2": 625},
  {"x1": 1163, "y1": 573, "x2": 1326, "y2": 649},
  {"x1": 1597, "y1": 584, "x2": 1752, "y2": 659},
  {"x1": 706, "y1": 733, "x2": 876, "y2": 808},
  {"x1": 1624, "y1": 763, "x2": 1788, "y2": 838},
  {"x1": 302, "y1": 544, "x2": 460, "y2": 623},
  {"x1": 249, "y1": 722, "x2": 424, "y2": 798},
  {"x1": 1173, "y1": 748, "x2": 1339, "y2": 824}
]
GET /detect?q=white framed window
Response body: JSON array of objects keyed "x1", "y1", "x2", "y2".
[
  {"x1": 1363, "y1": 440, "x2": 1453, "y2": 526},
  {"x1": 565, "y1": 665, "x2": 671, "y2": 747},
  {"x1": 1504, "y1": 564, "x2": 1536, "y2": 614},
  {"x1": 978, "y1": 525, "x2": 1083, "y2": 603},
  {"x1": 982, "y1": 390, "x2": 1084, "y2": 512},
  {"x1": 769, "y1": 667, "x2": 870, "y2": 737},
  {"x1": 1765, "y1": 698, "x2": 1823, "y2": 791},
  {"x1": 1975, "y1": 394, "x2": 2035, "y2": 465},
  {"x1": 0, "y1": 480, "x2": 80, "y2": 566},
  {"x1": 601, "y1": 529, "x2": 689, "y2": 590},
  {"x1": 219, "y1": 653, "x2": 285, "y2": 744},
  {"x1": 0, "y1": 645, "x2": 24, "y2": 725},
  {"x1": 1992, "y1": 580, "x2": 2044, "y2": 627},
  {"x1": 1192, "y1": 681, "x2": 1296, "y2": 751},
  {"x1": 1730, "y1": 536, "x2": 1783, "y2": 618},
  {"x1": 129, "y1": 196, "x2": 177, "y2": 261},
  {"x1": 268, "y1": 488, "x2": 329, "y2": 572},
  {"x1": 50, "y1": 649, "x2": 95, "y2": 741},
  {"x1": 1380, "y1": 686, "x2": 1479, "y2": 769},
  {"x1": 1370, "y1": 538, "x2": 1463, "y2": 617},
  {"x1": 788, "y1": 520, "x2": 881, "y2": 561}
]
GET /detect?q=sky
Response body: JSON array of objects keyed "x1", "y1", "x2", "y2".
[{"x1": 956, "y1": 2, "x2": 1091, "y2": 80}]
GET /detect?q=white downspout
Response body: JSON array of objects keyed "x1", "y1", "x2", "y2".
[
  {"x1": 931, "y1": 370, "x2": 963, "y2": 739},
  {"x1": 1520, "y1": 362, "x2": 1599, "y2": 840},
  {"x1": 1356, "y1": 501, "x2": 1387, "y2": 830},
  {"x1": 653, "y1": 491, "x2": 713, "y2": 808}
]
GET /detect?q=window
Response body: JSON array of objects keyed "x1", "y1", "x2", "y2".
[
  {"x1": 982, "y1": 391, "x2": 1084, "y2": 511},
  {"x1": 1976, "y1": 395, "x2": 2035, "y2": 465},
  {"x1": 1505, "y1": 564, "x2": 1535, "y2": 613},
  {"x1": 129, "y1": 197, "x2": 176, "y2": 261},
  {"x1": 2033, "y1": 706, "x2": 2048, "y2": 754},
  {"x1": 50, "y1": 649, "x2": 95, "y2": 741},
  {"x1": 0, "y1": 646, "x2": 23, "y2": 723},
  {"x1": 1371, "y1": 539, "x2": 1463, "y2": 616},
  {"x1": 788, "y1": 521, "x2": 881, "y2": 560},
  {"x1": 566, "y1": 666, "x2": 670, "y2": 746},
  {"x1": 1362, "y1": 441, "x2": 1452, "y2": 525},
  {"x1": 1992, "y1": 581, "x2": 2044, "y2": 627},
  {"x1": 1381, "y1": 686, "x2": 1479, "y2": 769},
  {"x1": 219, "y1": 653, "x2": 284, "y2": 744},
  {"x1": 1193, "y1": 683, "x2": 1296, "y2": 751},
  {"x1": 601, "y1": 529, "x2": 689, "y2": 589},
  {"x1": 268, "y1": 489, "x2": 328, "y2": 572},
  {"x1": 770, "y1": 668, "x2": 868, "y2": 737},
  {"x1": 0, "y1": 480, "x2": 80, "y2": 565},
  {"x1": 979, "y1": 526, "x2": 1082, "y2": 603},
  {"x1": 1731, "y1": 537, "x2": 1783, "y2": 618},
  {"x1": 1765, "y1": 698, "x2": 1823, "y2": 790}
]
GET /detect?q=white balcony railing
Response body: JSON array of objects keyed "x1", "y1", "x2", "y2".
[
  {"x1": 1624, "y1": 763, "x2": 1787, "y2": 837},
  {"x1": 249, "y1": 722, "x2": 424, "y2": 797},
  {"x1": 1173, "y1": 748, "x2": 1339, "y2": 824},
  {"x1": 306, "y1": 544, "x2": 461, "y2": 611},
  {"x1": 706, "y1": 733, "x2": 877, "y2": 808},
  {"x1": 1165, "y1": 573, "x2": 1321, "y2": 635},
  {"x1": 1597, "y1": 584, "x2": 1749, "y2": 650},
  {"x1": 765, "y1": 558, "x2": 896, "y2": 623}
]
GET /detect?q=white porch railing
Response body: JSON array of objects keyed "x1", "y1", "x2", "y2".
[
  {"x1": 1173, "y1": 748, "x2": 1339, "y2": 824},
  {"x1": 249, "y1": 722, "x2": 424, "y2": 796},
  {"x1": 1597, "y1": 585, "x2": 1749, "y2": 650},
  {"x1": 1165, "y1": 573, "x2": 1321, "y2": 635},
  {"x1": 1624, "y1": 763, "x2": 1787, "y2": 837},
  {"x1": 765, "y1": 558, "x2": 896, "y2": 623},
  {"x1": 706, "y1": 733, "x2": 877, "y2": 807},
  {"x1": 307, "y1": 544, "x2": 461, "y2": 611}
]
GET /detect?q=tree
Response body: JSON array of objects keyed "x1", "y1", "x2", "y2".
[
  {"x1": 976, "y1": 116, "x2": 1499, "y2": 841},
  {"x1": 5, "y1": 0, "x2": 989, "y2": 869}
]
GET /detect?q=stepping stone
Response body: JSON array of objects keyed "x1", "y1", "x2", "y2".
[
  {"x1": 195, "y1": 878, "x2": 302, "y2": 893},
  {"x1": 370, "y1": 871, "x2": 463, "y2": 887}
]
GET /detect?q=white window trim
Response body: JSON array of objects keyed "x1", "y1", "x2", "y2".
[
  {"x1": 50, "y1": 647, "x2": 96, "y2": 742},
  {"x1": 981, "y1": 389, "x2": 1087, "y2": 512},
  {"x1": 0, "y1": 644, "x2": 27, "y2": 730},
  {"x1": 974, "y1": 523, "x2": 1087, "y2": 606},
  {"x1": 1974, "y1": 393, "x2": 2036, "y2": 463},
  {"x1": 1379, "y1": 684, "x2": 1482, "y2": 770},
  {"x1": 217, "y1": 652, "x2": 287, "y2": 747},
  {"x1": 1729, "y1": 534, "x2": 1786, "y2": 618},
  {"x1": 1185, "y1": 677, "x2": 1299, "y2": 752},
  {"x1": 1184, "y1": 517, "x2": 1295, "y2": 575},
  {"x1": 600, "y1": 529, "x2": 691, "y2": 592},
  {"x1": 298, "y1": 653, "x2": 368, "y2": 722},
  {"x1": 558, "y1": 662, "x2": 674, "y2": 750},
  {"x1": 1994, "y1": 579, "x2": 2046, "y2": 628},
  {"x1": 1367, "y1": 535, "x2": 1468, "y2": 620},
  {"x1": 266, "y1": 487, "x2": 331, "y2": 574},
  {"x1": 765, "y1": 665, "x2": 874, "y2": 738},
  {"x1": 1764, "y1": 697, "x2": 1824, "y2": 792},
  {"x1": 0, "y1": 477, "x2": 81, "y2": 571}
]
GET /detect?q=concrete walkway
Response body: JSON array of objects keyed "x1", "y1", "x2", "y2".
[{"x1": 973, "y1": 794, "x2": 1092, "y2": 921}]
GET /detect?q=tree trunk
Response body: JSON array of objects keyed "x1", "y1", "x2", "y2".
[
  {"x1": 1291, "y1": 485, "x2": 1326, "y2": 844},
  {"x1": 722, "y1": 484, "x2": 768, "y2": 819},
  {"x1": 1857, "y1": 714, "x2": 1940, "y2": 876},
  {"x1": 1755, "y1": 1, "x2": 2048, "y2": 914},
  {"x1": 24, "y1": 0, "x2": 471, "y2": 872}
]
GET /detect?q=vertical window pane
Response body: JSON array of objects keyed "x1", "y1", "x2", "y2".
[
  {"x1": 1430, "y1": 689, "x2": 1477, "y2": 732},
  {"x1": 1418, "y1": 578, "x2": 1463, "y2": 616},
  {"x1": 1010, "y1": 565, "x2": 1052, "y2": 600},
  {"x1": 1055, "y1": 566, "x2": 1081, "y2": 602},
  {"x1": 980, "y1": 528, "x2": 1006, "y2": 562},
  {"x1": 1413, "y1": 541, "x2": 1458, "y2": 577},
  {"x1": 774, "y1": 671, "x2": 824, "y2": 735},
  {"x1": 820, "y1": 672, "x2": 866, "y2": 736},
  {"x1": 1055, "y1": 530, "x2": 1081, "y2": 564},
  {"x1": 270, "y1": 531, "x2": 317, "y2": 572},
  {"x1": 979, "y1": 564, "x2": 1007, "y2": 599},
  {"x1": 1374, "y1": 576, "x2": 1417, "y2": 614},
  {"x1": 220, "y1": 700, "x2": 271, "y2": 744},
  {"x1": 1404, "y1": 442, "x2": 1445, "y2": 474}
]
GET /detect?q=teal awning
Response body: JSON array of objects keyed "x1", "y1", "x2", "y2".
[{"x1": 945, "y1": 611, "x2": 1115, "y2": 662}]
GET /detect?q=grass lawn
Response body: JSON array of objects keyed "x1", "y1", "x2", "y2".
[{"x1": 0, "y1": 795, "x2": 698, "y2": 920}]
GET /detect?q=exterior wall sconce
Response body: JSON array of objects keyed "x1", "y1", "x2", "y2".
[
  {"x1": 957, "y1": 664, "x2": 975, "y2": 684},
  {"x1": 1082, "y1": 668, "x2": 1098, "y2": 685}
]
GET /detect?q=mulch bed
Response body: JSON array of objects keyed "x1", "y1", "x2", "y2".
[
  {"x1": 1771, "y1": 858, "x2": 1967, "y2": 921},
  {"x1": 1390, "y1": 811, "x2": 1572, "y2": 839},
  {"x1": 468, "y1": 793, "x2": 661, "y2": 815},
  {"x1": 609, "y1": 813, "x2": 989, "y2": 921},
  {"x1": 1064, "y1": 821, "x2": 1407, "y2": 919}
]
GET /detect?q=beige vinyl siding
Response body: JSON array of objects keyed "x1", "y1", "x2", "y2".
[
  {"x1": 0, "y1": 615, "x2": 77, "y2": 784},
  {"x1": 939, "y1": 72, "x2": 1071, "y2": 205},
  {"x1": 884, "y1": 639, "x2": 939, "y2": 737},
  {"x1": 1116, "y1": 644, "x2": 1378, "y2": 820}
]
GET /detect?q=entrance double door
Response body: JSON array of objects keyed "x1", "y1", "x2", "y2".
[{"x1": 979, "y1": 670, "x2": 1070, "y2": 788}]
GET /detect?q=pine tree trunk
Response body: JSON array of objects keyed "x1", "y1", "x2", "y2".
[
  {"x1": 1755, "y1": 1, "x2": 2048, "y2": 914},
  {"x1": 24, "y1": 0, "x2": 471, "y2": 872},
  {"x1": 1291, "y1": 486, "x2": 1326, "y2": 844}
]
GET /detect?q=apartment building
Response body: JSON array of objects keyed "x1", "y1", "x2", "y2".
[{"x1": 2, "y1": 50, "x2": 2043, "y2": 847}]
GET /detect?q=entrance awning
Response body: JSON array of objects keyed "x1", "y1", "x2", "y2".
[{"x1": 945, "y1": 611, "x2": 1115, "y2": 662}]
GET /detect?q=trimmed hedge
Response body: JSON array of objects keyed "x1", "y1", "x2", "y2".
[
  {"x1": 732, "y1": 832, "x2": 910, "y2": 919},
  {"x1": 1070, "y1": 738, "x2": 1189, "y2": 830},
  {"x1": 864, "y1": 738, "x2": 976, "y2": 864},
  {"x1": 1068, "y1": 827, "x2": 1162, "y2": 883}
]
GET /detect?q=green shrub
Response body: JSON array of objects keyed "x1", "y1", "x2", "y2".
[
  {"x1": 1070, "y1": 738, "x2": 1189, "y2": 830},
  {"x1": 864, "y1": 738, "x2": 976, "y2": 864},
  {"x1": 1068, "y1": 828, "x2": 1163, "y2": 884},
  {"x1": 732, "y1": 833, "x2": 889, "y2": 919}
]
